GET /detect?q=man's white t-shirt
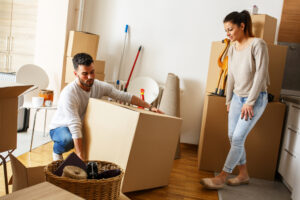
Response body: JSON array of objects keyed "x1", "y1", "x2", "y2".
[{"x1": 49, "y1": 79, "x2": 132, "y2": 139}]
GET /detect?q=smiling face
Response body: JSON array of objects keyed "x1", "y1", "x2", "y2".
[
  {"x1": 74, "y1": 63, "x2": 95, "y2": 90},
  {"x1": 224, "y1": 21, "x2": 245, "y2": 42}
]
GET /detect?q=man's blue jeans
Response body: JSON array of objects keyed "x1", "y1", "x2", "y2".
[
  {"x1": 223, "y1": 92, "x2": 268, "y2": 173},
  {"x1": 50, "y1": 127, "x2": 74, "y2": 155}
]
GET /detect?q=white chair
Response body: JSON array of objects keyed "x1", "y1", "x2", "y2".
[
  {"x1": 16, "y1": 64, "x2": 49, "y2": 105},
  {"x1": 16, "y1": 64, "x2": 56, "y2": 152}
]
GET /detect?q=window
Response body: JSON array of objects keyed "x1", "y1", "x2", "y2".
[{"x1": 0, "y1": 0, "x2": 38, "y2": 72}]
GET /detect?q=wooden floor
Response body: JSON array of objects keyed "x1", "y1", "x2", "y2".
[{"x1": 0, "y1": 142, "x2": 218, "y2": 200}]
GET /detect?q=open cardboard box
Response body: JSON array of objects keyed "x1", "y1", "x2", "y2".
[
  {"x1": 0, "y1": 81, "x2": 33, "y2": 152},
  {"x1": 83, "y1": 99, "x2": 182, "y2": 192}
]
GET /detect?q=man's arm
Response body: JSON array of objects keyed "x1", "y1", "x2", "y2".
[
  {"x1": 131, "y1": 95, "x2": 164, "y2": 114},
  {"x1": 101, "y1": 82, "x2": 164, "y2": 114},
  {"x1": 73, "y1": 138, "x2": 84, "y2": 160}
]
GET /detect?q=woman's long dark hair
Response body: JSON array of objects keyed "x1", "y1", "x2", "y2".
[{"x1": 223, "y1": 10, "x2": 254, "y2": 37}]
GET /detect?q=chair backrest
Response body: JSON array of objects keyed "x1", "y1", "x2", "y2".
[
  {"x1": 16, "y1": 64, "x2": 49, "y2": 105},
  {"x1": 127, "y1": 77, "x2": 159, "y2": 104}
]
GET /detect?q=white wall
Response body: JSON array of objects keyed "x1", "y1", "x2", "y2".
[
  {"x1": 83, "y1": 0, "x2": 284, "y2": 144},
  {"x1": 32, "y1": 0, "x2": 69, "y2": 132},
  {"x1": 35, "y1": 0, "x2": 69, "y2": 103}
]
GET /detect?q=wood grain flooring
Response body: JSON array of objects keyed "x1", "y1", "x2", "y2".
[{"x1": 0, "y1": 142, "x2": 218, "y2": 200}]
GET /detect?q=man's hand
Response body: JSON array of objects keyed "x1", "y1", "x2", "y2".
[
  {"x1": 227, "y1": 104, "x2": 230, "y2": 112},
  {"x1": 73, "y1": 138, "x2": 85, "y2": 161},
  {"x1": 150, "y1": 106, "x2": 164, "y2": 114},
  {"x1": 241, "y1": 104, "x2": 254, "y2": 121},
  {"x1": 131, "y1": 96, "x2": 164, "y2": 114}
]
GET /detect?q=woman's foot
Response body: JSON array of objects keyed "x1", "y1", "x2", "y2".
[
  {"x1": 227, "y1": 175, "x2": 250, "y2": 186},
  {"x1": 200, "y1": 175, "x2": 227, "y2": 189}
]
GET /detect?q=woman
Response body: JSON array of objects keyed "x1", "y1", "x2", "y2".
[{"x1": 200, "y1": 10, "x2": 269, "y2": 189}]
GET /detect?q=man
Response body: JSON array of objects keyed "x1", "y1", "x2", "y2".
[{"x1": 49, "y1": 53, "x2": 162, "y2": 161}]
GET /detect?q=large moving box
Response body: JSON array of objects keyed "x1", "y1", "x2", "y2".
[
  {"x1": 0, "y1": 81, "x2": 32, "y2": 152},
  {"x1": 251, "y1": 14, "x2": 277, "y2": 44},
  {"x1": 83, "y1": 99, "x2": 182, "y2": 192},
  {"x1": 67, "y1": 31, "x2": 99, "y2": 59},
  {"x1": 205, "y1": 42, "x2": 287, "y2": 101},
  {"x1": 197, "y1": 95, "x2": 285, "y2": 180}
]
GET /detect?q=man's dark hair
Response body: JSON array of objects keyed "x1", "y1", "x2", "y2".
[{"x1": 72, "y1": 53, "x2": 94, "y2": 70}]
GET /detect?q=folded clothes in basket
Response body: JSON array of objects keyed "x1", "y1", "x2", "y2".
[
  {"x1": 54, "y1": 152, "x2": 87, "y2": 176},
  {"x1": 97, "y1": 169, "x2": 121, "y2": 179},
  {"x1": 87, "y1": 161, "x2": 98, "y2": 179},
  {"x1": 87, "y1": 161, "x2": 122, "y2": 180}
]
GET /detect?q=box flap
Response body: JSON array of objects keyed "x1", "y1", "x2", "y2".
[
  {"x1": 27, "y1": 166, "x2": 46, "y2": 186},
  {"x1": 0, "y1": 81, "x2": 33, "y2": 98},
  {"x1": 0, "y1": 98, "x2": 18, "y2": 152},
  {"x1": 71, "y1": 30, "x2": 98, "y2": 35},
  {"x1": 9, "y1": 154, "x2": 29, "y2": 192},
  {"x1": 106, "y1": 100, "x2": 181, "y2": 120}
]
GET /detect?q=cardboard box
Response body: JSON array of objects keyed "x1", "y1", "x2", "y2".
[
  {"x1": 67, "y1": 31, "x2": 99, "y2": 59},
  {"x1": 95, "y1": 73, "x2": 105, "y2": 81},
  {"x1": 205, "y1": 42, "x2": 287, "y2": 101},
  {"x1": 2, "y1": 182, "x2": 84, "y2": 199},
  {"x1": 0, "y1": 81, "x2": 32, "y2": 152},
  {"x1": 197, "y1": 95, "x2": 286, "y2": 180},
  {"x1": 94, "y1": 60, "x2": 105, "y2": 74},
  {"x1": 65, "y1": 57, "x2": 105, "y2": 83},
  {"x1": 83, "y1": 99, "x2": 182, "y2": 192},
  {"x1": 251, "y1": 14, "x2": 277, "y2": 44},
  {"x1": 267, "y1": 44, "x2": 288, "y2": 101},
  {"x1": 9, "y1": 154, "x2": 45, "y2": 192},
  {"x1": 65, "y1": 56, "x2": 75, "y2": 83},
  {"x1": 205, "y1": 42, "x2": 227, "y2": 95}
]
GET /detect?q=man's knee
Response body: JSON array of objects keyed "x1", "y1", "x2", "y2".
[{"x1": 61, "y1": 134, "x2": 74, "y2": 149}]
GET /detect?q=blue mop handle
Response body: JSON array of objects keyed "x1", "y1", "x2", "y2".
[{"x1": 116, "y1": 24, "x2": 129, "y2": 89}]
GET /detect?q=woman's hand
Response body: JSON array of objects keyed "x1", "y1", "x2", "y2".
[
  {"x1": 227, "y1": 104, "x2": 230, "y2": 112},
  {"x1": 241, "y1": 104, "x2": 254, "y2": 120}
]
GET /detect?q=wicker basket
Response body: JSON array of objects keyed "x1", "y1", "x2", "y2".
[{"x1": 45, "y1": 160, "x2": 124, "y2": 200}]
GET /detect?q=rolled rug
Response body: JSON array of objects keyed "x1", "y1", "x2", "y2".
[
  {"x1": 62, "y1": 165, "x2": 87, "y2": 180},
  {"x1": 159, "y1": 73, "x2": 181, "y2": 159}
]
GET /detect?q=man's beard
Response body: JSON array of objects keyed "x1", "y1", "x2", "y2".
[{"x1": 78, "y1": 76, "x2": 94, "y2": 88}]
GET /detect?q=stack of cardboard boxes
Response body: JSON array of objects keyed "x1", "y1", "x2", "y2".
[
  {"x1": 197, "y1": 14, "x2": 288, "y2": 180},
  {"x1": 65, "y1": 31, "x2": 105, "y2": 83}
]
